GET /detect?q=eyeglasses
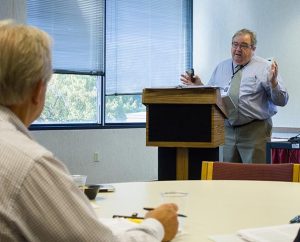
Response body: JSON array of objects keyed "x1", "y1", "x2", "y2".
[{"x1": 232, "y1": 42, "x2": 252, "y2": 50}]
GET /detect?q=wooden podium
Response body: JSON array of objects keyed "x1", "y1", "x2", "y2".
[{"x1": 142, "y1": 86, "x2": 226, "y2": 180}]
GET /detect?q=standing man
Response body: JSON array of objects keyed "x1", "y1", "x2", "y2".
[
  {"x1": 181, "y1": 29, "x2": 289, "y2": 163},
  {"x1": 0, "y1": 20, "x2": 178, "y2": 242}
]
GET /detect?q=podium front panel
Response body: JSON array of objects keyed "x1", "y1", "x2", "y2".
[{"x1": 148, "y1": 104, "x2": 211, "y2": 143}]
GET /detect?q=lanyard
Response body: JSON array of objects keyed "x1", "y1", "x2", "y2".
[
  {"x1": 223, "y1": 61, "x2": 251, "y2": 92},
  {"x1": 231, "y1": 61, "x2": 250, "y2": 78}
]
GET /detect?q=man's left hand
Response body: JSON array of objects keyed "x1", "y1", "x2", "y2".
[{"x1": 269, "y1": 61, "x2": 278, "y2": 88}]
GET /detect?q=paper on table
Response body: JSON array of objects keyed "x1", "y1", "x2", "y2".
[
  {"x1": 237, "y1": 223, "x2": 300, "y2": 242},
  {"x1": 98, "y1": 218, "x2": 140, "y2": 237},
  {"x1": 98, "y1": 217, "x2": 185, "y2": 239},
  {"x1": 146, "y1": 85, "x2": 219, "y2": 90},
  {"x1": 238, "y1": 224, "x2": 300, "y2": 242},
  {"x1": 209, "y1": 224, "x2": 300, "y2": 242}
]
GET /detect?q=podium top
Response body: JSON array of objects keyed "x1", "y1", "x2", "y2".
[
  {"x1": 143, "y1": 85, "x2": 218, "y2": 91},
  {"x1": 142, "y1": 86, "x2": 226, "y2": 117}
]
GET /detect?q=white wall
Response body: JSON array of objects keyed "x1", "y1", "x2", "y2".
[
  {"x1": 31, "y1": 129, "x2": 158, "y2": 184},
  {"x1": 193, "y1": 0, "x2": 300, "y2": 129}
]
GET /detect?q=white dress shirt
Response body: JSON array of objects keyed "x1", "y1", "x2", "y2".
[
  {"x1": 0, "y1": 105, "x2": 163, "y2": 242},
  {"x1": 208, "y1": 56, "x2": 289, "y2": 125}
]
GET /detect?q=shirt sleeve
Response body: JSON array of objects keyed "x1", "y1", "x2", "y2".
[
  {"x1": 100, "y1": 218, "x2": 164, "y2": 242},
  {"x1": 263, "y1": 64, "x2": 289, "y2": 106},
  {"x1": 270, "y1": 80, "x2": 289, "y2": 106},
  {"x1": 12, "y1": 155, "x2": 163, "y2": 242}
]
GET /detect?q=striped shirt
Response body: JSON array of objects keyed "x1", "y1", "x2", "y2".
[{"x1": 0, "y1": 106, "x2": 163, "y2": 242}]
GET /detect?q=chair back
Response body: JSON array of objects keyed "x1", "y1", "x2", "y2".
[{"x1": 201, "y1": 161, "x2": 300, "y2": 182}]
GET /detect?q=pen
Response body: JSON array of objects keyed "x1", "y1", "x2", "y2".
[
  {"x1": 113, "y1": 214, "x2": 144, "y2": 219},
  {"x1": 143, "y1": 207, "x2": 187, "y2": 218}
]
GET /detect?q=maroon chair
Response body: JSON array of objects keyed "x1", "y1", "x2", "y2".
[{"x1": 201, "y1": 161, "x2": 300, "y2": 182}]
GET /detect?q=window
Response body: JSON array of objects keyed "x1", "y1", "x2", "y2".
[
  {"x1": 36, "y1": 74, "x2": 99, "y2": 124},
  {"x1": 27, "y1": 0, "x2": 104, "y2": 127},
  {"x1": 27, "y1": 0, "x2": 192, "y2": 128}
]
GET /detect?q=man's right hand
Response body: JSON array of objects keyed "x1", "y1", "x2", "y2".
[
  {"x1": 145, "y1": 203, "x2": 179, "y2": 242},
  {"x1": 180, "y1": 71, "x2": 203, "y2": 86}
]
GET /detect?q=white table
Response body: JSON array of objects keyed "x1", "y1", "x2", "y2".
[{"x1": 92, "y1": 180, "x2": 300, "y2": 242}]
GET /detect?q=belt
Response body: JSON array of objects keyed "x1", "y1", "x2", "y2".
[{"x1": 227, "y1": 119, "x2": 260, "y2": 128}]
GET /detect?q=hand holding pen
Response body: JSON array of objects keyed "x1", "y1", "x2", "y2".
[
  {"x1": 144, "y1": 207, "x2": 187, "y2": 218},
  {"x1": 144, "y1": 203, "x2": 179, "y2": 242},
  {"x1": 180, "y1": 68, "x2": 203, "y2": 86},
  {"x1": 112, "y1": 204, "x2": 183, "y2": 242}
]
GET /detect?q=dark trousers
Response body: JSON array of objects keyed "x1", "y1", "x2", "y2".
[{"x1": 223, "y1": 118, "x2": 272, "y2": 163}]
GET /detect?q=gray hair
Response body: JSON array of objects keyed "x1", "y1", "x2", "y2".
[
  {"x1": 232, "y1": 28, "x2": 257, "y2": 47},
  {"x1": 0, "y1": 19, "x2": 52, "y2": 105}
]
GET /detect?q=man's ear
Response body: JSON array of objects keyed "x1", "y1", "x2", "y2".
[{"x1": 32, "y1": 80, "x2": 45, "y2": 105}]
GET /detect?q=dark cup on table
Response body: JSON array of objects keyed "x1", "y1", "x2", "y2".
[{"x1": 84, "y1": 185, "x2": 101, "y2": 200}]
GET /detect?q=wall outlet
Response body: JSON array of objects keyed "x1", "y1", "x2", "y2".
[{"x1": 93, "y1": 152, "x2": 100, "y2": 162}]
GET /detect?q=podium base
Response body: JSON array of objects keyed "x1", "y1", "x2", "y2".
[{"x1": 158, "y1": 147, "x2": 219, "y2": 180}]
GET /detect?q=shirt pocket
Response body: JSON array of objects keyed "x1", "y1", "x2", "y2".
[{"x1": 241, "y1": 76, "x2": 259, "y2": 94}]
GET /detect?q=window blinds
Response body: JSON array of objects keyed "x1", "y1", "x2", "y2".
[
  {"x1": 105, "y1": 0, "x2": 193, "y2": 94},
  {"x1": 27, "y1": 0, "x2": 104, "y2": 75}
]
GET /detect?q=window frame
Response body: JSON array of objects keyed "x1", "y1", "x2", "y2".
[{"x1": 29, "y1": 0, "x2": 193, "y2": 131}]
